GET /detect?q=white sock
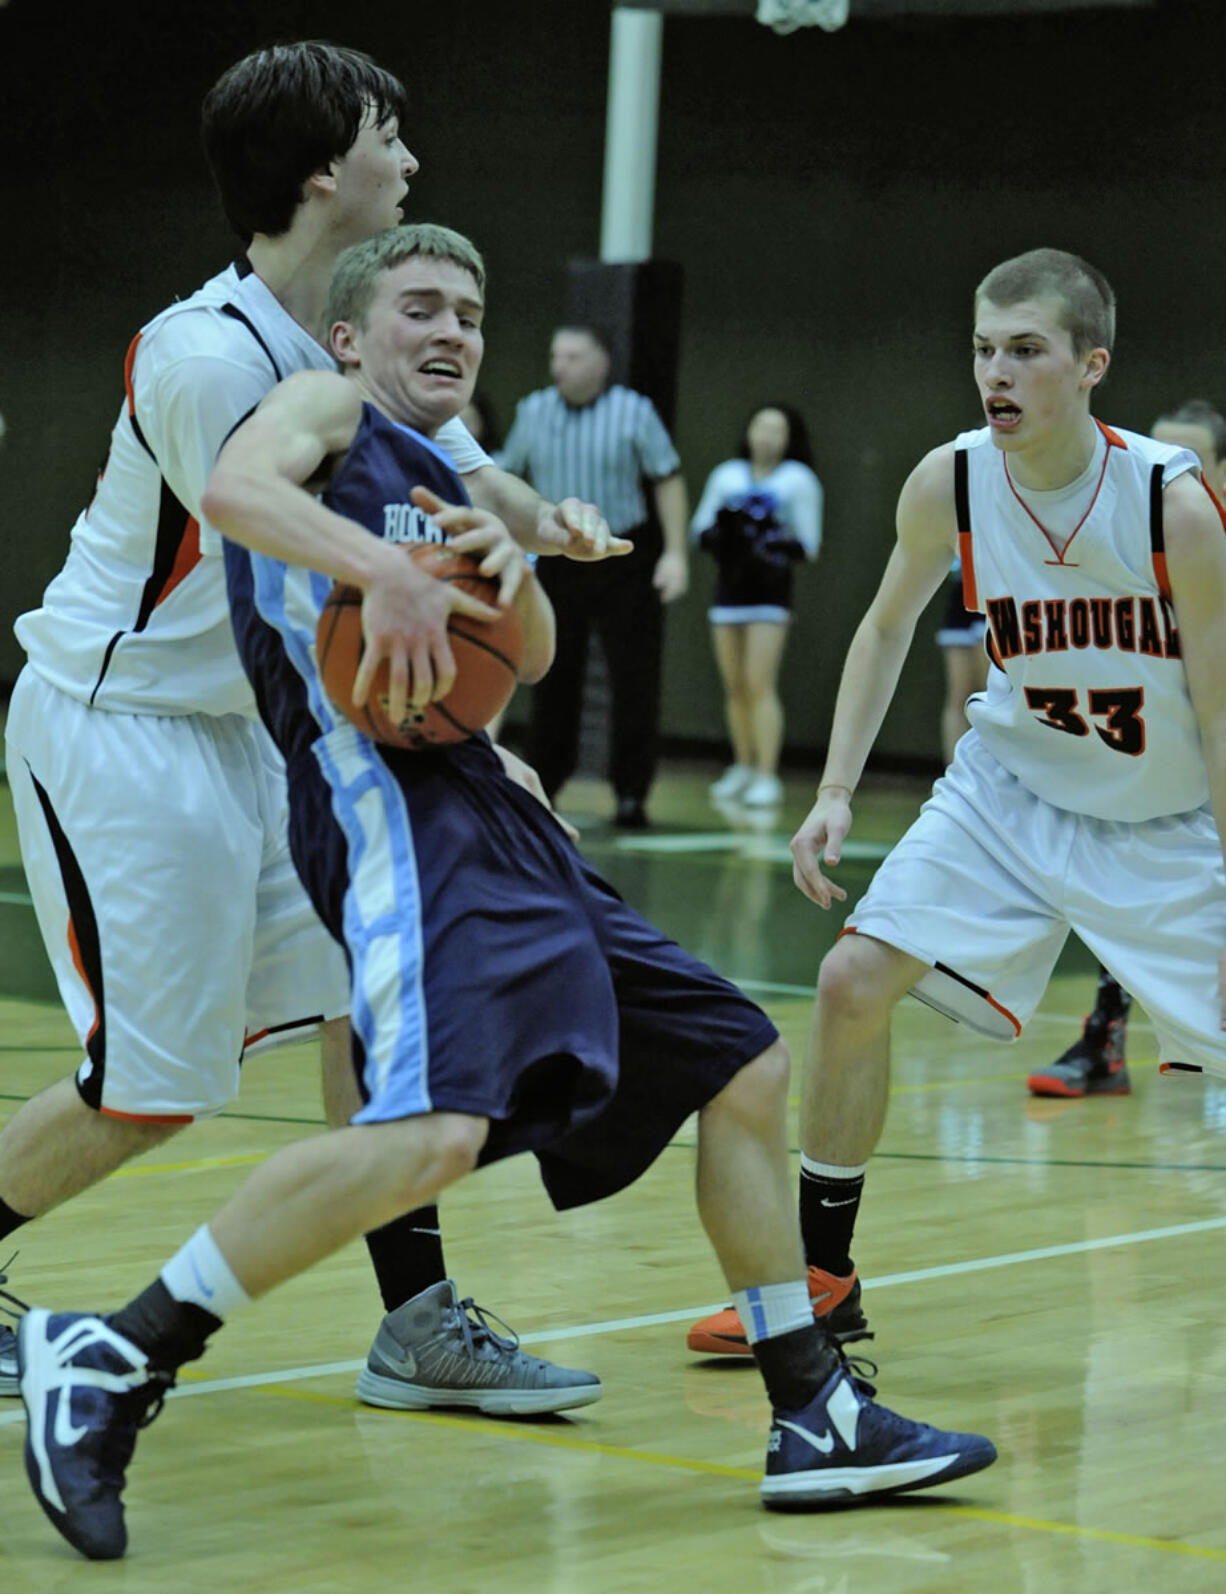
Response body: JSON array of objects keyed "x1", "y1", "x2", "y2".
[
  {"x1": 733, "y1": 1280, "x2": 813, "y2": 1345},
  {"x1": 161, "y1": 1224, "x2": 251, "y2": 1320}
]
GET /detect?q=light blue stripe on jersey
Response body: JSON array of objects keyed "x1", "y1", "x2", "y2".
[
  {"x1": 313, "y1": 724, "x2": 431, "y2": 1120},
  {"x1": 249, "y1": 555, "x2": 341, "y2": 735}
]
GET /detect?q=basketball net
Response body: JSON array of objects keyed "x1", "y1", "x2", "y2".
[{"x1": 756, "y1": 0, "x2": 849, "y2": 32}]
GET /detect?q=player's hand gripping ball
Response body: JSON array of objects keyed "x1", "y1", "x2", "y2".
[{"x1": 316, "y1": 543, "x2": 522, "y2": 749}]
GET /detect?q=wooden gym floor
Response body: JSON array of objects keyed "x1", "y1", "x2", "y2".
[{"x1": 2, "y1": 762, "x2": 1226, "y2": 1592}]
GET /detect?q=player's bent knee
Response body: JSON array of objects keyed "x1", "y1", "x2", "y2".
[
  {"x1": 704, "y1": 1040, "x2": 791, "y2": 1129},
  {"x1": 816, "y1": 936, "x2": 911, "y2": 1030},
  {"x1": 426, "y1": 1113, "x2": 488, "y2": 1182},
  {"x1": 364, "y1": 1111, "x2": 488, "y2": 1210}
]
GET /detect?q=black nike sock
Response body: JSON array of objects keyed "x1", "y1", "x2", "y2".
[
  {"x1": 364, "y1": 1203, "x2": 446, "y2": 1312},
  {"x1": 752, "y1": 1321, "x2": 840, "y2": 1411},
  {"x1": 799, "y1": 1164, "x2": 865, "y2": 1278},
  {"x1": 109, "y1": 1279, "x2": 221, "y2": 1375}
]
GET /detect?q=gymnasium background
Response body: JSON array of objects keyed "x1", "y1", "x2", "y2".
[{"x1": 1, "y1": 0, "x2": 1220, "y2": 768}]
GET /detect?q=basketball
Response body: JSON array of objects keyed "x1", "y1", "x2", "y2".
[{"x1": 315, "y1": 543, "x2": 522, "y2": 749}]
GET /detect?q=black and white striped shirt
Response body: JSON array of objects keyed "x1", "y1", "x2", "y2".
[{"x1": 497, "y1": 384, "x2": 681, "y2": 535}]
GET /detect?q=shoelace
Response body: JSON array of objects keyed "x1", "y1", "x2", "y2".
[
  {"x1": 448, "y1": 1297, "x2": 520, "y2": 1359},
  {"x1": 0, "y1": 1253, "x2": 30, "y2": 1324},
  {"x1": 832, "y1": 1341, "x2": 879, "y2": 1400},
  {"x1": 96, "y1": 1314, "x2": 178, "y2": 1422},
  {"x1": 132, "y1": 1373, "x2": 174, "y2": 1429}
]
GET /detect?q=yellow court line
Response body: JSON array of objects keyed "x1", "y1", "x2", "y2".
[
  {"x1": 254, "y1": 1384, "x2": 1226, "y2": 1562},
  {"x1": 113, "y1": 1152, "x2": 268, "y2": 1179},
  {"x1": 940, "y1": 1504, "x2": 1226, "y2": 1563},
  {"x1": 261, "y1": 1383, "x2": 752, "y2": 1479}
]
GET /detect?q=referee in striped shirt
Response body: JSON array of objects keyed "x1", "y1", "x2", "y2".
[{"x1": 498, "y1": 325, "x2": 689, "y2": 827}]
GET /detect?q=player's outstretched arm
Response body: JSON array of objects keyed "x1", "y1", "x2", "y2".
[
  {"x1": 1163, "y1": 472, "x2": 1226, "y2": 1028},
  {"x1": 464, "y1": 464, "x2": 633, "y2": 561},
  {"x1": 791, "y1": 444, "x2": 959, "y2": 908}
]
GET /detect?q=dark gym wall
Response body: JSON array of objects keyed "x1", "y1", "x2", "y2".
[{"x1": 1, "y1": 0, "x2": 1221, "y2": 767}]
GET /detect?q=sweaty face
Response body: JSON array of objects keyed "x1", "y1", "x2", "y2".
[
  {"x1": 334, "y1": 257, "x2": 484, "y2": 435},
  {"x1": 550, "y1": 332, "x2": 610, "y2": 406},
  {"x1": 329, "y1": 109, "x2": 419, "y2": 245},
  {"x1": 746, "y1": 408, "x2": 790, "y2": 468},
  {"x1": 972, "y1": 296, "x2": 1104, "y2": 455},
  {"x1": 1152, "y1": 419, "x2": 1226, "y2": 500}
]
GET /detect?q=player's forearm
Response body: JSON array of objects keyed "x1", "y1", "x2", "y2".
[
  {"x1": 465, "y1": 465, "x2": 557, "y2": 554},
  {"x1": 653, "y1": 474, "x2": 690, "y2": 557},
  {"x1": 202, "y1": 469, "x2": 398, "y2": 591},
  {"x1": 820, "y1": 615, "x2": 916, "y2": 795},
  {"x1": 513, "y1": 569, "x2": 556, "y2": 684}
]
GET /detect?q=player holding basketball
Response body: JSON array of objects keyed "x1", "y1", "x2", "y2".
[
  {"x1": 690, "y1": 247, "x2": 1226, "y2": 1359},
  {"x1": 0, "y1": 41, "x2": 618, "y2": 1412},
  {"x1": 14, "y1": 222, "x2": 995, "y2": 1561}
]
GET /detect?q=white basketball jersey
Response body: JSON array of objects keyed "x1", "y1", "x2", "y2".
[
  {"x1": 15, "y1": 261, "x2": 489, "y2": 718},
  {"x1": 958, "y1": 421, "x2": 1206, "y2": 822}
]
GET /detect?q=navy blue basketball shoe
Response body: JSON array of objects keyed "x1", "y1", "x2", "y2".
[
  {"x1": 18, "y1": 1308, "x2": 171, "y2": 1560},
  {"x1": 762, "y1": 1356, "x2": 996, "y2": 1509}
]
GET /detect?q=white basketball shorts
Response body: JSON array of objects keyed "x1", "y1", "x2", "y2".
[
  {"x1": 5, "y1": 668, "x2": 350, "y2": 1119},
  {"x1": 846, "y1": 730, "x2": 1226, "y2": 1075}
]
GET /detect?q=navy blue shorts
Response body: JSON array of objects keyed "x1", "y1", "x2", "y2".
[{"x1": 287, "y1": 725, "x2": 779, "y2": 1209}]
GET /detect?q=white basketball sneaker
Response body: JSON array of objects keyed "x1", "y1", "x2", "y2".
[
  {"x1": 710, "y1": 764, "x2": 753, "y2": 800},
  {"x1": 741, "y1": 772, "x2": 784, "y2": 807}
]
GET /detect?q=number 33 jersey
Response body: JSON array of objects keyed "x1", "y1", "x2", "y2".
[{"x1": 956, "y1": 422, "x2": 1207, "y2": 822}]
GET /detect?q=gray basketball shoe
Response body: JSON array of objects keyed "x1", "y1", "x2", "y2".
[
  {"x1": 0, "y1": 1325, "x2": 17, "y2": 1396},
  {"x1": 356, "y1": 1281, "x2": 603, "y2": 1416},
  {"x1": 1, "y1": 1265, "x2": 28, "y2": 1395}
]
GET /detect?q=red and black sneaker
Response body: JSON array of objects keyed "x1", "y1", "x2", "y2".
[{"x1": 1027, "y1": 1011, "x2": 1130, "y2": 1098}]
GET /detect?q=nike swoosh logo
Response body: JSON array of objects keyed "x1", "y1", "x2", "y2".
[
  {"x1": 819, "y1": 1197, "x2": 860, "y2": 1207},
  {"x1": 189, "y1": 1258, "x2": 215, "y2": 1300},
  {"x1": 380, "y1": 1347, "x2": 417, "y2": 1377},
  {"x1": 775, "y1": 1418, "x2": 836, "y2": 1455},
  {"x1": 53, "y1": 1399, "x2": 89, "y2": 1449}
]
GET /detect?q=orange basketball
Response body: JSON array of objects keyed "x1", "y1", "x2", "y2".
[{"x1": 315, "y1": 543, "x2": 522, "y2": 749}]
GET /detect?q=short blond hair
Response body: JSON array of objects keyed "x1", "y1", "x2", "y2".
[{"x1": 326, "y1": 223, "x2": 486, "y2": 332}]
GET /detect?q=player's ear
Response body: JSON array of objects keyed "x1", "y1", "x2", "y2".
[
  {"x1": 330, "y1": 320, "x2": 361, "y2": 369},
  {"x1": 305, "y1": 161, "x2": 339, "y2": 202},
  {"x1": 1082, "y1": 347, "x2": 1109, "y2": 391}
]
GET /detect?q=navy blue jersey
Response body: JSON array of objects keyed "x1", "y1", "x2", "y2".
[{"x1": 224, "y1": 403, "x2": 464, "y2": 764}]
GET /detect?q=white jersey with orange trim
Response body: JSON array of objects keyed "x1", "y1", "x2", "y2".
[
  {"x1": 14, "y1": 259, "x2": 489, "y2": 718},
  {"x1": 956, "y1": 421, "x2": 1205, "y2": 822}
]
